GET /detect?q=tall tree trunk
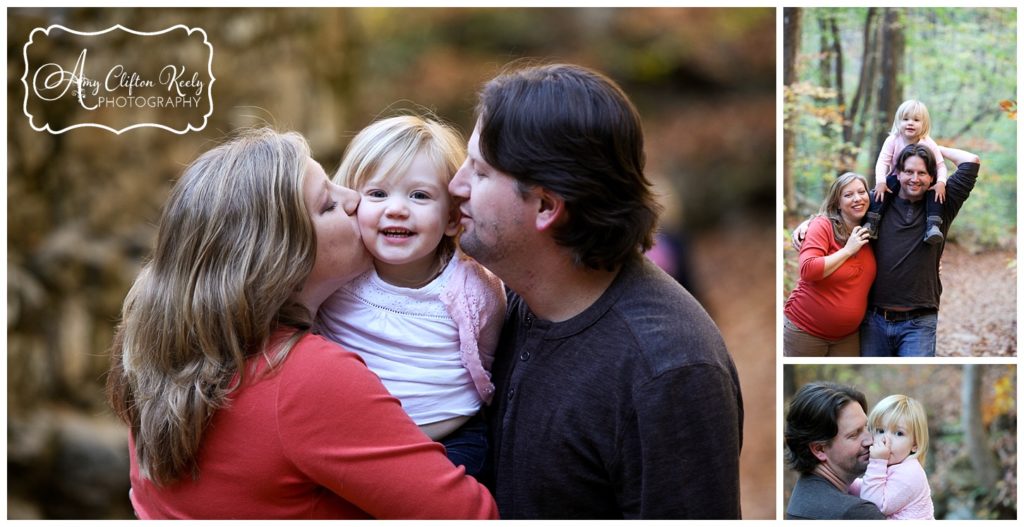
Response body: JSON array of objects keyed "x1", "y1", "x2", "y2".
[
  {"x1": 817, "y1": 13, "x2": 834, "y2": 143},
  {"x1": 828, "y1": 18, "x2": 856, "y2": 168},
  {"x1": 783, "y1": 7, "x2": 802, "y2": 213},
  {"x1": 875, "y1": 8, "x2": 905, "y2": 163},
  {"x1": 963, "y1": 365, "x2": 999, "y2": 490},
  {"x1": 848, "y1": 8, "x2": 878, "y2": 155},
  {"x1": 816, "y1": 14, "x2": 830, "y2": 88},
  {"x1": 783, "y1": 365, "x2": 796, "y2": 402}
]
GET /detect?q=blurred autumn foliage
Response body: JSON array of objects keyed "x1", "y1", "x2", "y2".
[
  {"x1": 7, "y1": 7, "x2": 775, "y2": 519},
  {"x1": 784, "y1": 365, "x2": 1017, "y2": 520}
]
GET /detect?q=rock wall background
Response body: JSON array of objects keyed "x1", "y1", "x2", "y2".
[{"x1": 7, "y1": 7, "x2": 776, "y2": 518}]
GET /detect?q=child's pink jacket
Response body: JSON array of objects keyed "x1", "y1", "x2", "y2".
[
  {"x1": 850, "y1": 457, "x2": 934, "y2": 519},
  {"x1": 874, "y1": 134, "x2": 948, "y2": 185}
]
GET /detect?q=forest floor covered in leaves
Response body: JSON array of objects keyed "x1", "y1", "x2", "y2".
[{"x1": 935, "y1": 243, "x2": 1017, "y2": 357}]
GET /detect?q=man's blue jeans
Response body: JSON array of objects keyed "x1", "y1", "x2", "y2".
[{"x1": 860, "y1": 309, "x2": 937, "y2": 357}]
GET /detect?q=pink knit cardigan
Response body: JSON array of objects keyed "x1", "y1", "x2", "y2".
[{"x1": 439, "y1": 253, "x2": 506, "y2": 404}]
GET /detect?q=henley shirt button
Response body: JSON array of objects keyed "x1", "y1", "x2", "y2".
[
  {"x1": 520, "y1": 350, "x2": 530, "y2": 361},
  {"x1": 507, "y1": 387, "x2": 515, "y2": 400},
  {"x1": 525, "y1": 314, "x2": 534, "y2": 328}
]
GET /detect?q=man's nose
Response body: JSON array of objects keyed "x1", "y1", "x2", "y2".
[{"x1": 449, "y1": 162, "x2": 470, "y2": 199}]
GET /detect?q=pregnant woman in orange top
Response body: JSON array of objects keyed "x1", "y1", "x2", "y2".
[{"x1": 784, "y1": 172, "x2": 877, "y2": 356}]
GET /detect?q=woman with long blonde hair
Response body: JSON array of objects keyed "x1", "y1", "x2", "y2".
[
  {"x1": 783, "y1": 172, "x2": 877, "y2": 356},
  {"x1": 106, "y1": 128, "x2": 497, "y2": 519}
]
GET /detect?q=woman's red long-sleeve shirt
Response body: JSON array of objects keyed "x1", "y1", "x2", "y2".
[
  {"x1": 784, "y1": 217, "x2": 876, "y2": 340},
  {"x1": 128, "y1": 331, "x2": 498, "y2": 519}
]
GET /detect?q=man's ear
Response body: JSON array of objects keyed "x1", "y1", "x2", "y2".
[
  {"x1": 534, "y1": 187, "x2": 566, "y2": 232},
  {"x1": 809, "y1": 441, "x2": 829, "y2": 463}
]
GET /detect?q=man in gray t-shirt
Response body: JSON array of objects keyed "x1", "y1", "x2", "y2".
[
  {"x1": 449, "y1": 63, "x2": 742, "y2": 518},
  {"x1": 784, "y1": 382, "x2": 884, "y2": 520},
  {"x1": 860, "y1": 145, "x2": 979, "y2": 356}
]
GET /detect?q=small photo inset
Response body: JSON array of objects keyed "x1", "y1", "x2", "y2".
[
  {"x1": 781, "y1": 7, "x2": 1017, "y2": 357},
  {"x1": 783, "y1": 364, "x2": 1016, "y2": 520}
]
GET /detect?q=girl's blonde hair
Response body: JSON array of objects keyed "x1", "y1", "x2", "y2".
[
  {"x1": 336, "y1": 114, "x2": 466, "y2": 260},
  {"x1": 818, "y1": 172, "x2": 869, "y2": 245},
  {"x1": 867, "y1": 394, "x2": 930, "y2": 464},
  {"x1": 107, "y1": 128, "x2": 317, "y2": 485},
  {"x1": 889, "y1": 99, "x2": 932, "y2": 143}
]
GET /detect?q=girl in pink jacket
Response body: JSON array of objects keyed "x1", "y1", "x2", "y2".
[
  {"x1": 864, "y1": 99, "x2": 948, "y2": 245},
  {"x1": 850, "y1": 394, "x2": 935, "y2": 519},
  {"x1": 317, "y1": 115, "x2": 505, "y2": 479}
]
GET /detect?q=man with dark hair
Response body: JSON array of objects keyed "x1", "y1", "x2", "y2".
[
  {"x1": 860, "y1": 144, "x2": 979, "y2": 356},
  {"x1": 784, "y1": 382, "x2": 883, "y2": 520},
  {"x1": 448, "y1": 63, "x2": 742, "y2": 518},
  {"x1": 793, "y1": 144, "x2": 980, "y2": 356}
]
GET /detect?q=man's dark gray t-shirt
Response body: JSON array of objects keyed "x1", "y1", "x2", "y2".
[
  {"x1": 786, "y1": 474, "x2": 885, "y2": 520},
  {"x1": 484, "y1": 256, "x2": 743, "y2": 518},
  {"x1": 870, "y1": 162, "x2": 979, "y2": 310}
]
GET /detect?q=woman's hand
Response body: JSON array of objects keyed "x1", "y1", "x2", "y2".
[
  {"x1": 807, "y1": 223, "x2": 869, "y2": 280},
  {"x1": 843, "y1": 225, "x2": 870, "y2": 256}
]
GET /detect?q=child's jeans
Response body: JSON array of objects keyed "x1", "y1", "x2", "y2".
[{"x1": 441, "y1": 412, "x2": 488, "y2": 480}]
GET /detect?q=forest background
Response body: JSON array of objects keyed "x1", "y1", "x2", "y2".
[
  {"x1": 6, "y1": 7, "x2": 776, "y2": 519},
  {"x1": 784, "y1": 365, "x2": 1017, "y2": 520},
  {"x1": 782, "y1": 7, "x2": 1017, "y2": 356}
]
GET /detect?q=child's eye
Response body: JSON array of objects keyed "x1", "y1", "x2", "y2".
[
  {"x1": 410, "y1": 191, "x2": 431, "y2": 200},
  {"x1": 366, "y1": 189, "x2": 387, "y2": 199}
]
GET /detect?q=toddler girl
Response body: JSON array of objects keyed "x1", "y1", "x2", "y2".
[
  {"x1": 849, "y1": 394, "x2": 935, "y2": 519},
  {"x1": 864, "y1": 99, "x2": 947, "y2": 244},
  {"x1": 317, "y1": 115, "x2": 505, "y2": 478}
]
